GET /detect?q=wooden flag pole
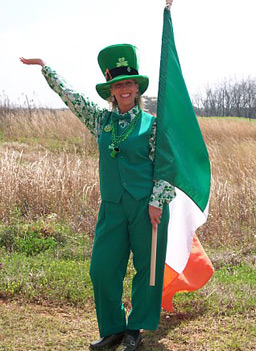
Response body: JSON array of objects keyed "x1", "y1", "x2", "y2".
[{"x1": 150, "y1": 224, "x2": 158, "y2": 286}]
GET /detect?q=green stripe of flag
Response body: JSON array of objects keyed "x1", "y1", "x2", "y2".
[{"x1": 154, "y1": 8, "x2": 210, "y2": 212}]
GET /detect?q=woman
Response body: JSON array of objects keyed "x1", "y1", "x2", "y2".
[{"x1": 20, "y1": 41, "x2": 175, "y2": 351}]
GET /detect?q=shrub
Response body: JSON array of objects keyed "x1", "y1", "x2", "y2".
[{"x1": 15, "y1": 230, "x2": 57, "y2": 256}]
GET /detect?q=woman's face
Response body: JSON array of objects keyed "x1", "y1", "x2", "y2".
[{"x1": 110, "y1": 79, "x2": 139, "y2": 113}]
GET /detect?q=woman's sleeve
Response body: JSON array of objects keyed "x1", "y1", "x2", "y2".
[
  {"x1": 149, "y1": 119, "x2": 176, "y2": 209},
  {"x1": 42, "y1": 65, "x2": 106, "y2": 137}
]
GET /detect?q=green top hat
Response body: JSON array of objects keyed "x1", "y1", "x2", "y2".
[{"x1": 96, "y1": 44, "x2": 149, "y2": 100}]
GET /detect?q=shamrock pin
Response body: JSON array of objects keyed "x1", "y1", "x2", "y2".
[{"x1": 116, "y1": 57, "x2": 128, "y2": 67}]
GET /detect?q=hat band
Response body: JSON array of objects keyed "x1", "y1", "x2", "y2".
[{"x1": 105, "y1": 66, "x2": 139, "y2": 82}]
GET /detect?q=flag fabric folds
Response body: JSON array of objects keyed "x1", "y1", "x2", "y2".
[{"x1": 155, "y1": 8, "x2": 214, "y2": 312}]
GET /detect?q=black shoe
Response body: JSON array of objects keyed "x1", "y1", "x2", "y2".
[
  {"x1": 89, "y1": 332, "x2": 125, "y2": 350},
  {"x1": 116, "y1": 333, "x2": 142, "y2": 351}
]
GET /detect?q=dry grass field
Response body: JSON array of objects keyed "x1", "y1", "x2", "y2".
[
  {"x1": 0, "y1": 109, "x2": 255, "y2": 248},
  {"x1": 199, "y1": 117, "x2": 256, "y2": 250},
  {"x1": 0, "y1": 109, "x2": 99, "y2": 235}
]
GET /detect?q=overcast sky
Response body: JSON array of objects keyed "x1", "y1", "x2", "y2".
[{"x1": 0, "y1": 0, "x2": 255, "y2": 109}]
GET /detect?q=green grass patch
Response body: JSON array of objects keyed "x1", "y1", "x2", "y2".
[
  {"x1": 0, "y1": 242, "x2": 255, "y2": 350},
  {"x1": 0, "y1": 215, "x2": 92, "y2": 259},
  {"x1": 0, "y1": 252, "x2": 93, "y2": 304},
  {"x1": 0, "y1": 216, "x2": 255, "y2": 350},
  {"x1": 1, "y1": 259, "x2": 255, "y2": 350},
  {"x1": 0, "y1": 215, "x2": 94, "y2": 304}
]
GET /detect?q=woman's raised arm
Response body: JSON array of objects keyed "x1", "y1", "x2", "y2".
[{"x1": 19, "y1": 57, "x2": 106, "y2": 137}]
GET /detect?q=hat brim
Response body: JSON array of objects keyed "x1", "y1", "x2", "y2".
[{"x1": 96, "y1": 75, "x2": 149, "y2": 100}]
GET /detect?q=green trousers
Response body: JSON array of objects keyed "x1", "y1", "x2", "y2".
[{"x1": 89, "y1": 191, "x2": 169, "y2": 337}]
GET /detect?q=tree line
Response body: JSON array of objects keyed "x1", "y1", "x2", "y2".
[
  {"x1": 193, "y1": 77, "x2": 256, "y2": 118},
  {"x1": 144, "y1": 77, "x2": 256, "y2": 119}
]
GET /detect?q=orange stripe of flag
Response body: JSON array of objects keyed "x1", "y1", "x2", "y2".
[{"x1": 162, "y1": 236, "x2": 214, "y2": 312}]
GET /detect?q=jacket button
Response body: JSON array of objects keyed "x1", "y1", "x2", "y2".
[
  {"x1": 123, "y1": 182, "x2": 127, "y2": 187},
  {"x1": 122, "y1": 169, "x2": 126, "y2": 173}
]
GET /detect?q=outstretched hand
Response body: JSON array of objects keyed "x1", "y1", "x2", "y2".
[{"x1": 20, "y1": 57, "x2": 45, "y2": 67}]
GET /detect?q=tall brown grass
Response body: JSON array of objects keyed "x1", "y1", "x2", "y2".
[
  {"x1": 0, "y1": 109, "x2": 99, "y2": 235},
  {"x1": 0, "y1": 110, "x2": 256, "y2": 248},
  {"x1": 0, "y1": 108, "x2": 96, "y2": 155},
  {"x1": 199, "y1": 118, "x2": 256, "y2": 248}
]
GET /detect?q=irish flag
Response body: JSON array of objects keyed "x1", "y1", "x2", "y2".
[{"x1": 155, "y1": 8, "x2": 214, "y2": 312}]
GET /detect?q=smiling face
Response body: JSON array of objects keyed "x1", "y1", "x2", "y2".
[{"x1": 110, "y1": 79, "x2": 139, "y2": 113}]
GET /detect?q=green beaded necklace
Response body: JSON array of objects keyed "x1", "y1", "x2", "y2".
[{"x1": 109, "y1": 110, "x2": 142, "y2": 158}]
